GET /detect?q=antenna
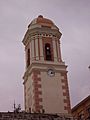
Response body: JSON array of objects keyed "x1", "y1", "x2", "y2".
[
  {"x1": 14, "y1": 100, "x2": 16, "y2": 112},
  {"x1": 88, "y1": 65, "x2": 90, "y2": 70}
]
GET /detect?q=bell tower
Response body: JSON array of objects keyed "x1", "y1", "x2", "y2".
[{"x1": 22, "y1": 15, "x2": 71, "y2": 114}]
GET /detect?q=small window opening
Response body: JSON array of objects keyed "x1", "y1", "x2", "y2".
[
  {"x1": 45, "y1": 43, "x2": 52, "y2": 61},
  {"x1": 27, "y1": 49, "x2": 30, "y2": 67}
]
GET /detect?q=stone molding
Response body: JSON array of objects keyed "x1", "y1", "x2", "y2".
[{"x1": 0, "y1": 112, "x2": 74, "y2": 120}]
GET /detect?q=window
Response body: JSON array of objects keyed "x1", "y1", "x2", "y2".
[
  {"x1": 45, "y1": 43, "x2": 52, "y2": 61},
  {"x1": 78, "y1": 114, "x2": 84, "y2": 120},
  {"x1": 27, "y1": 49, "x2": 30, "y2": 67},
  {"x1": 87, "y1": 107, "x2": 90, "y2": 114}
]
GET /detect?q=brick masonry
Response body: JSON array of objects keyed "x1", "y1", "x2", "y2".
[
  {"x1": 32, "y1": 70, "x2": 43, "y2": 113},
  {"x1": 61, "y1": 72, "x2": 71, "y2": 114}
]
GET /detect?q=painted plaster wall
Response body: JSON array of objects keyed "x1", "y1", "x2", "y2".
[{"x1": 40, "y1": 71, "x2": 67, "y2": 114}]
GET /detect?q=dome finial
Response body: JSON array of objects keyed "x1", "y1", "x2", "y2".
[{"x1": 38, "y1": 15, "x2": 43, "y2": 18}]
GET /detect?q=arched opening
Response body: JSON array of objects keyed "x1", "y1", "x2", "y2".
[
  {"x1": 45, "y1": 43, "x2": 52, "y2": 61},
  {"x1": 27, "y1": 49, "x2": 30, "y2": 67}
]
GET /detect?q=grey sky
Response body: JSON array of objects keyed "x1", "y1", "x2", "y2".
[{"x1": 0, "y1": 0, "x2": 90, "y2": 111}]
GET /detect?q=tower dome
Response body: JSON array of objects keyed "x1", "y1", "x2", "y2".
[{"x1": 28, "y1": 15, "x2": 59, "y2": 30}]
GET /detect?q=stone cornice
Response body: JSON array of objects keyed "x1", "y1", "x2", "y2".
[
  {"x1": 22, "y1": 27, "x2": 62, "y2": 46},
  {"x1": 23, "y1": 61, "x2": 67, "y2": 84}
]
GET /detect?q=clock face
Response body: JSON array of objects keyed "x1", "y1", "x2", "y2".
[{"x1": 47, "y1": 69, "x2": 55, "y2": 77}]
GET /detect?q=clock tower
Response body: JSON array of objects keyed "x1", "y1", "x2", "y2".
[{"x1": 22, "y1": 15, "x2": 71, "y2": 114}]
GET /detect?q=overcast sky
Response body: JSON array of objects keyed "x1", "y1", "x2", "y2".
[{"x1": 0, "y1": 0, "x2": 90, "y2": 112}]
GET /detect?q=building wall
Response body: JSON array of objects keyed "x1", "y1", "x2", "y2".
[
  {"x1": 72, "y1": 95, "x2": 90, "y2": 120},
  {"x1": 24, "y1": 75, "x2": 32, "y2": 112},
  {"x1": 24, "y1": 61, "x2": 71, "y2": 114},
  {"x1": 41, "y1": 71, "x2": 67, "y2": 114},
  {"x1": 0, "y1": 112, "x2": 74, "y2": 120}
]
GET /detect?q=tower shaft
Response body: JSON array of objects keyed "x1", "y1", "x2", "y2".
[{"x1": 22, "y1": 15, "x2": 71, "y2": 114}]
